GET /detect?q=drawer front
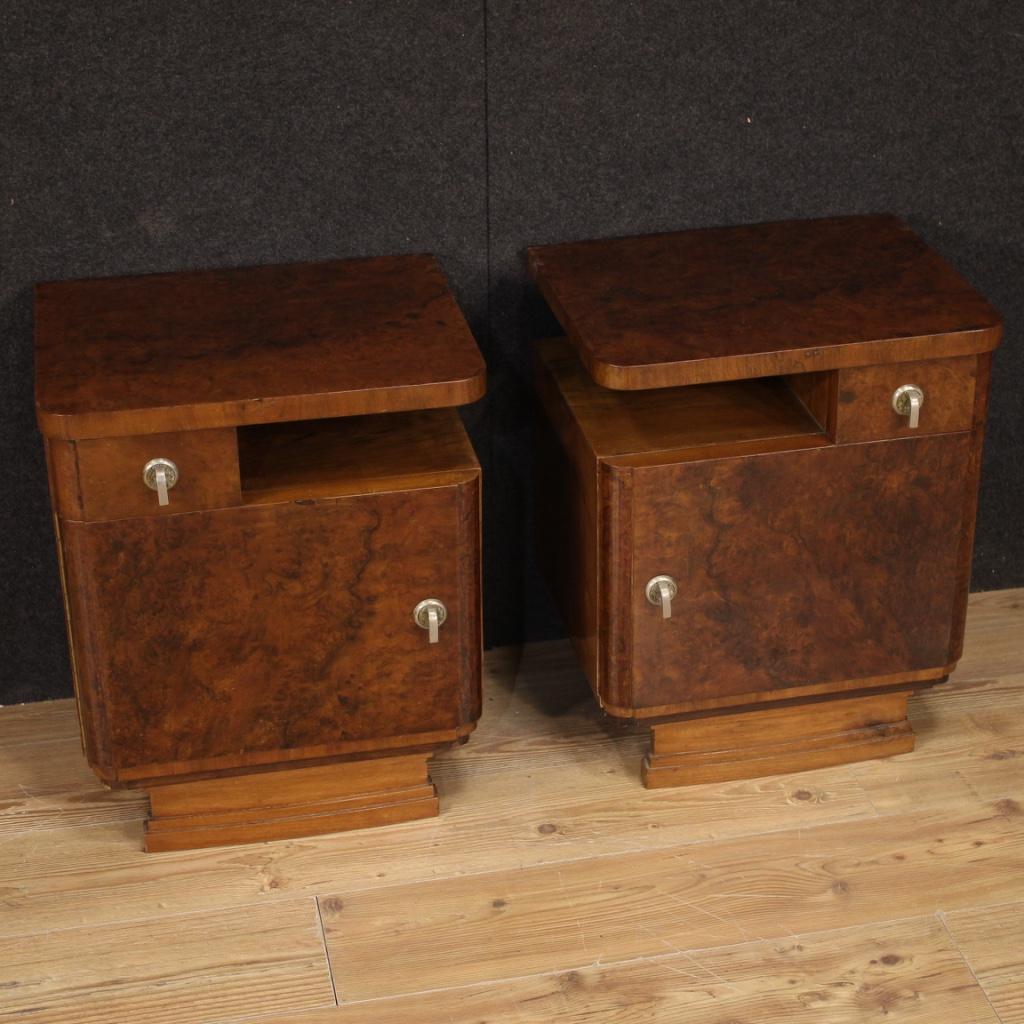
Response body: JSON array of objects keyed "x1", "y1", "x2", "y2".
[
  {"x1": 614, "y1": 436, "x2": 970, "y2": 712},
  {"x1": 72, "y1": 428, "x2": 240, "y2": 521},
  {"x1": 61, "y1": 478, "x2": 481, "y2": 778},
  {"x1": 835, "y1": 356, "x2": 976, "y2": 442}
]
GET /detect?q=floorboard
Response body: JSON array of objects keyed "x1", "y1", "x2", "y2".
[{"x1": 0, "y1": 588, "x2": 1021, "y2": 1023}]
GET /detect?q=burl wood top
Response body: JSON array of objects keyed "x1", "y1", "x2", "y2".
[
  {"x1": 528, "y1": 214, "x2": 1002, "y2": 389},
  {"x1": 35, "y1": 255, "x2": 486, "y2": 439}
]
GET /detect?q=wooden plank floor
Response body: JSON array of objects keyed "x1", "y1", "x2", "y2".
[{"x1": 0, "y1": 589, "x2": 1021, "y2": 1023}]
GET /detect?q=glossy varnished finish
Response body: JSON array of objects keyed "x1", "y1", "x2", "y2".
[
  {"x1": 35, "y1": 255, "x2": 486, "y2": 440},
  {"x1": 533, "y1": 214, "x2": 1000, "y2": 788},
  {"x1": 835, "y1": 356, "x2": 977, "y2": 442},
  {"x1": 238, "y1": 407, "x2": 479, "y2": 504},
  {"x1": 37, "y1": 254, "x2": 486, "y2": 848},
  {"x1": 144, "y1": 755, "x2": 439, "y2": 852},
  {"x1": 62, "y1": 479, "x2": 481, "y2": 784},
  {"x1": 528, "y1": 215, "x2": 1002, "y2": 389},
  {"x1": 643, "y1": 691, "x2": 915, "y2": 787},
  {"x1": 72, "y1": 427, "x2": 241, "y2": 521},
  {"x1": 539, "y1": 337, "x2": 823, "y2": 458},
  {"x1": 620, "y1": 436, "x2": 969, "y2": 712}
]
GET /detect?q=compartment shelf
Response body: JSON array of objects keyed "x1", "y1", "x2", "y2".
[
  {"x1": 538, "y1": 337, "x2": 824, "y2": 461},
  {"x1": 239, "y1": 408, "x2": 478, "y2": 505}
]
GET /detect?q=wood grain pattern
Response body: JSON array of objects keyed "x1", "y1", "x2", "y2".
[
  {"x1": 643, "y1": 691, "x2": 915, "y2": 788},
  {"x1": 0, "y1": 590, "x2": 1021, "y2": 1021},
  {"x1": 945, "y1": 901, "x2": 1024, "y2": 1022},
  {"x1": 61, "y1": 480, "x2": 481, "y2": 783},
  {"x1": 835, "y1": 355, "x2": 977, "y2": 442},
  {"x1": 35, "y1": 254, "x2": 486, "y2": 440},
  {"x1": 238, "y1": 407, "x2": 479, "y2": 504},
  {"x1": 536, "y1": 337, "x2": 824, "y2": 458},
  {"x1": 528, "y1": 214, "x2": 1002, "y2": 389},
  {"x1": 0, "y1": 899, "x2": 333, "y2": 1024},
  {"x1": 262, "y1": 917, "x2": 998, "y2": 1023},
  {"x1": 784, "y1": 369, "x2": 837, "y2": 434},
  {"x1": 622, "y1": 435, "x2": 969, "y2": 711},
  {"x1": 319, "y1": 801, "x2": 1024, "y2": 998},
  {"x1": 145, "y1": 755, "x2": 439, "y2": 852},
  {"x1": 71, "y1": 426, "x2": 240, "y2": 521}
]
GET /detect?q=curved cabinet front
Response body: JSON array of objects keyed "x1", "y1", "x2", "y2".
[
  {"x1": 603, "y1": 434, "x2": 972, "y2": 715},
  {"x1": 61, "y1": 478, "x2": 482, "y2": 784}
]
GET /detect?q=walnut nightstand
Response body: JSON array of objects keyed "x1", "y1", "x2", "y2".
[
  {"x1": 35, "y1": 255, "x2": 485, "y2": 850},
  {"x1": 530, "y1": 214, "x2": 1001, "y2": 787}
]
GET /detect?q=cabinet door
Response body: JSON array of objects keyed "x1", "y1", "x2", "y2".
[
  {"x1": 615, "y1": 435, "x2": 971, "y2": 712},
  {"x1": 62, "y1": 480, "x2": 480, "y2": 779}
]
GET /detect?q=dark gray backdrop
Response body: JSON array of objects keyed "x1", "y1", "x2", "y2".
[{"x1": 3, "y1": 2, "x2": 1021, "y2": 703}]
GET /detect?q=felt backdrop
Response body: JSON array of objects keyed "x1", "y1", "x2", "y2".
[{"x1": 2, "y1": 1, "x2": 1021, "y2": 702}]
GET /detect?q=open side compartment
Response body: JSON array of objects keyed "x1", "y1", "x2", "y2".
[{"x1": 238, "y1": 407, "x2": 479, "y2": 505}]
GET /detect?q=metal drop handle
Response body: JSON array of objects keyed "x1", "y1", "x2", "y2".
[
  {"x1": 645, "y1": 575, "x2": 678, "y2": 619},
  {"x1": 892, "y1": 384, "x2": 924, "y2": 429},
  {"x1": 143, "y1": 458, "x2": 179, "y2": 507},
  {"x1": 413, "y1": 598, "x2": 447, "y2": 644}
]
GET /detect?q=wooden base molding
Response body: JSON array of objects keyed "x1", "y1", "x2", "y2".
[
  {"x1": 642, "y1": 690, "x2": 915, "y2": 788},
  {"x1": 144, "y1": 754, "x2": 439, "y2": 852}
]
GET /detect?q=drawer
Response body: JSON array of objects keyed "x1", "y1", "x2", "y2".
[
  {"x1": 834, "y1": 356, "x2": 977, "y2": 442},
  {"x1": 608, "y1": 435, "x2": 970, "y2": 713},
  {"x1": 71, "y1": 428, "x2": 240, "y2": 521}
]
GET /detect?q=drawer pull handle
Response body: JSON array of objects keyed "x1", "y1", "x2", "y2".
[
  {"x1": 892, "y1": 384, "x2": 924, "y2": 429},
  {"x1": 413, "y1": 598, "x2": 447, "y2": 644},
  {"x1": 142, "y1": 458, "x2": 179, "y2": 507},
  {"x1": 645, "y1": 575, "x2": 678, "y2": 619}
]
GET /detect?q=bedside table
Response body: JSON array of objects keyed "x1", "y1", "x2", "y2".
[
  {"x1": 35, "y1": 255, "x2": 485, "y2": 850},
  {"x1": 530, "y1": 215, "x2": 1001, "y2": 787}
]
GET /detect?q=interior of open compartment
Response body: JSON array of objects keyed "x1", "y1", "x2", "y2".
[
  {"x1": 539, "y1": 337, "x2": 829, "y2": 459},
  {"x1": 238, "y1": 407, "x2": 478, "y2": 505}
]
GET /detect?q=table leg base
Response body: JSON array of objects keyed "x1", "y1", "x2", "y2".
[
  {"x1": 143, "y1": 753, "x2": 439, "y2": 852},
  {"x1": 642, "y1": 690, "x2": 915, "y2": 789}
]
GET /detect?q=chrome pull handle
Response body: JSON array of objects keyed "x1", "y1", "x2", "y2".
[
  {"x1": 892, "y1": 385, "x2": 924, "y2": 429},
  {"x1": 143, "y1": 458, "x2": 179, "y2": 507},
  {"x1": 645, "y1": 575, "x2": 678, "y2": 619},
  {"x1": 413, "y1": 598, "x2": 447, "y2": 644}
]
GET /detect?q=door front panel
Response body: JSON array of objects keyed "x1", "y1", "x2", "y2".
[
  {"x1": 622, "y1": 436, "x2": 970, "y2": 710},
  {"x1": 63, "y1": 480, "x2": 480, "y2": 776}
]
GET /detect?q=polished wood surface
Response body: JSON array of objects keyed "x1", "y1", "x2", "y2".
[
  {"x1": 538, "y1": 336, "x2": 823, "y2": 457},
  {"x1": 0, "y1": 589, "x2": 1020, "y2": 1021},
  {"x1": 239, "y1": 407, "x2": 479, "y2": 504},
  {"x1": 835, "y1": 355, "x2": 977, "y2": 442},
  {"x1": 528, "y1": 214, "x2": 1002, "y2": 389},
  {"x1": 35, "y1": 255, "x2": 486, "y2": 440},
  {"x1": 533, "y1": 215, "x2": 998, "y2": 789},
  {"x1": 61, "y1": 479, "x2": 481, "y2": 784},
  {"x1": 145, "y1": 755, "x2": 439, "y2": 852},
  {"x1": 623, "y1": 435, "x2": 969, "y2": 710},
  {"x1": 643, "y1": 691, "x2": 915, "y2": 787},
  {"x1": 534, "y1": 341, "x2": 984, "y2": 720},
  {"x1": 71, "y1": 427, "x2": 241, "y2": 520},
  {"x1": 37, "y1": 255, "x2": 487, "y2": 850}
]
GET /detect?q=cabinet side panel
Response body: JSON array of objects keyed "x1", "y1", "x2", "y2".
[
  {"x1": 44, "y1": 440, "x2": 109, "y2": 771},
  {"x1": 534, "y1": 350, "x2": 601, "y2": 694},
  {"x1": 949, "y1": 353, "x2": 992, "y2": 664},
  {"x1": 629, "y1": 435, "x2": 970, "y2": 710},
  {"x1": 456, "y1": 472, "x2": 483, "y2": 724},
  {"x1": 60, "y1": 486, "x2": 473, "y2": 779},
  {"x1": 601, "y1": 463, "x2": 635, "y2": 710}
]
